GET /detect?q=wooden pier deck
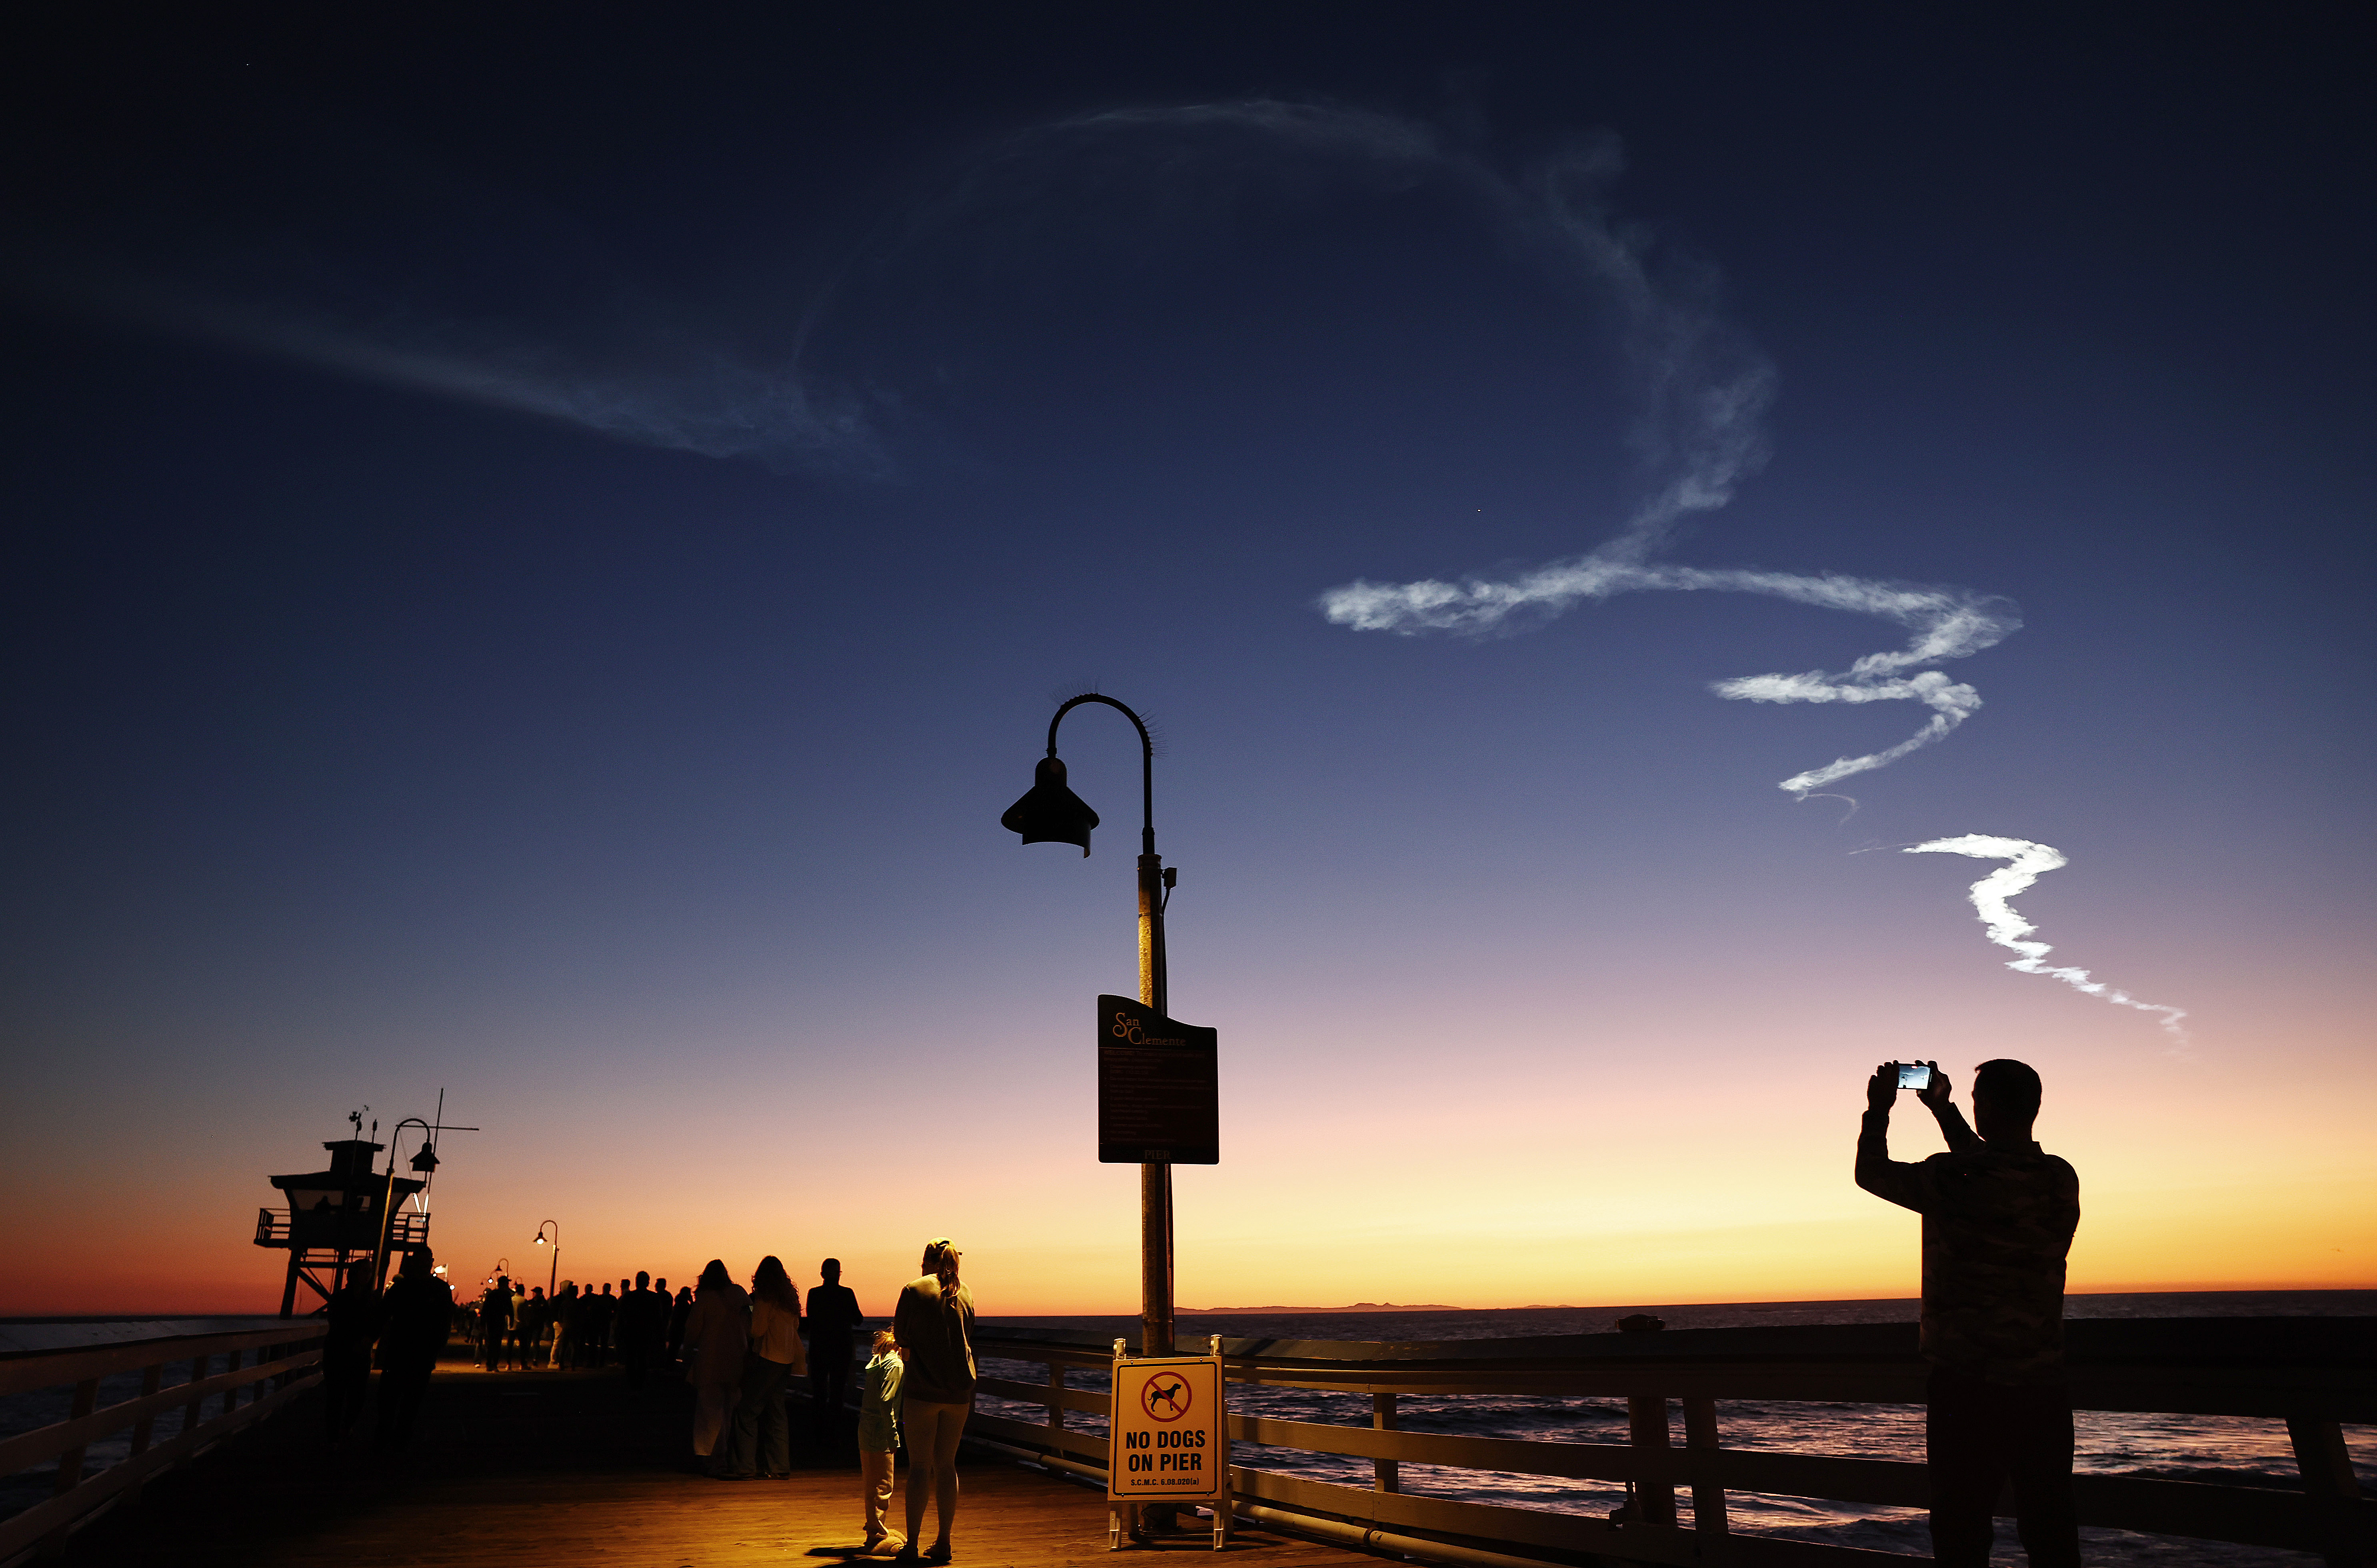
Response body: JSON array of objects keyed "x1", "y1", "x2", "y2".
[{"x1": 42, "y1": 1350, "x2": 1363, "y2": 1568}]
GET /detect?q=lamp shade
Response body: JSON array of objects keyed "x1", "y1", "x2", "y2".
[
  {"x1": 410, "y1": 1143, "x2": 440, "y2": 1174},
  {"x1": 1001, "y1": 755, "x2": 1099, "y2": 856}
]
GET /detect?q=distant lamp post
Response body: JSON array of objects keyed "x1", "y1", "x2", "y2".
[
  {"x1": 1001, "y1": 692, "x2": 1179, "y2": 1355},
  {"x1": 533, "y1": 1220, "x2": 560, "y2": 1299}
]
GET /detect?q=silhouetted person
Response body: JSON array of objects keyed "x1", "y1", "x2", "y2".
[
  {"x1": 322, "y1": 1269, "x2": 378, "y2": 1444},
  {"x1": 667, "y1": 1284, "x2": 695, "y2": 1365},
  {"x1": 683, "y1": 1258, "x2": 750, "y2": 1474},
  {"x1": 652, "y1": 1278, "x2": 673, "y2": 1367},
  {"x1": 1857, "y1": 1059, "x2": 2081, "y2": 1568},
  {"x1": 375, "y1": 1248, "x2": 454, "y2": 1451},
  {"x1": 618, "y1": 1271, "x2": 666, "y2": 1388},
  {"x1": 808, "y1": 1258, "x2": 864, "y2": 1442},
  {"x1": 893, "y1": 1238, "x2": 975, "y2": 1564},
  {"x1": 728, "y1": 1255, "x2": 806, "y2": 1478},
  {"x1": 520, "y1": 1286, "x2": 548, "y2": 1367},
  {"x1": 553, "y1": 1281, "x2": 581, "y2": 1368},
  {"x1": 508, "y1": 1281, "x2": 530, "y2": 1366},
  {"x1": 589, "y1": 1281, "x2": 617, "y2": 1366},
  {"x1": 478, "y1": 1275, "x2": 515, "y2": 1371}
]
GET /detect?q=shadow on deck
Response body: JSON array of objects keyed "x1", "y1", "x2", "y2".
[{"x1": 47, "y1": 1348, "x2": 1354, "y2": 1568}]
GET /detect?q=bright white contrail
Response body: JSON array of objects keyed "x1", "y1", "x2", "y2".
[{"x1": 1903, "y1": 835, "x2": 2188, "y2": 1039}]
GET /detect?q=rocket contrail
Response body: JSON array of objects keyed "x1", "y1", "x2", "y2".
[
  {"x1": 1903, "y1": 835, "x2": 2189, "y2": 1039},
  {"x1": 1285, "y1": 108, "x2": 2183, "y2": 1034},
  {"x1": 1321, "y1": 561, "x2": 2019, "y2": 799},
  {"x1": 31, "y1": 94, "x2": 2182, "y2": 1033}
]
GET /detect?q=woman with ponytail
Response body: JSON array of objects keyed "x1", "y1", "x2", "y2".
[{"x1": 891, "y1": 1238, "x2": 975, "y2": 1563}]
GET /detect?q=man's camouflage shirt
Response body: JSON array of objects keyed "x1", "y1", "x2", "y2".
[{"x1": 1857, "y1": 1106, "x2": 2081, "y2": 1385}]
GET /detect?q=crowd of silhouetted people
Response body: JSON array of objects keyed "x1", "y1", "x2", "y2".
[
  {"x1": 323, "y1": 1237, "x2": 976, "y2": 1560},
  {"x1": 460, "y1": 1268, "x2": 694, "y2": 1384}
]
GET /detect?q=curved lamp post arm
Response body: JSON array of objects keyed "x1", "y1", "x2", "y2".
[
  {"x1": 534, "y1": 1220, "x2": 560, "y2": 1298},
  {"x1": 1046, "y1": 693, "x2": 1156, "y2": 858},
  {"x1": 374, "y1": 1118, "x2": 432, "y2": 1292}
]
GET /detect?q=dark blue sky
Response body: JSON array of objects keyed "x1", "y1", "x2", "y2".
[{"x1": 4, "y1": 5, "x2": 2371, "y2": 1310}]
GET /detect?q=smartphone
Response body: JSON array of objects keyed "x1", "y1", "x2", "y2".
[{"x1": 1896, "y1": 1063, "x2": 1932, "y2": 1090}]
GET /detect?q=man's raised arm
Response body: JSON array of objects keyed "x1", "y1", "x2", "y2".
[
  {"x1": 1855, "y1": 1063, "x2": 1930, "y2": 1211},
  {"x1": 1918, "y1": 1064, "x2": 1981, "y2": 1153}
]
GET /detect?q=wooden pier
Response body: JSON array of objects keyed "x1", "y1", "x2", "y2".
[
  {"x1": 7, "y1": 1317, "x2": 2369, "y2": 1568},
  {"x1": 14, "y1": 1346, "x2": 1361, "y2": 1568}
]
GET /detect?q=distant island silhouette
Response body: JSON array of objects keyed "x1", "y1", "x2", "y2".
[{"x1": 1176, "y1": 1302, "x2": 1466, "y2": 1314}]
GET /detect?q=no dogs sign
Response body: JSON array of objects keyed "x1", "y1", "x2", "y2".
[{"x1": 1106, "y1": 1348, "x2": 1228, "y2": 1503}]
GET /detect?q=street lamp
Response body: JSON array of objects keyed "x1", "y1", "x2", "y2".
[
  {"x1": 370, "y1": 1117, "x2": 441, "y2": 1292},
  {"x1": 1002, "y1": 691, "x2": 1179, "y2": 1356},
  {"x1": 532, "y1": 1220, "x2": 560, "y2": 1299}
]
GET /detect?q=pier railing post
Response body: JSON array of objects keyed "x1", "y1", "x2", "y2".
[
  {"x1": 1628, "y1": 1393, "x2": 1677, "y2": 1527},
  {"x1": 49, "y1": 1378, "x2": 98, "y2": 1498},
  {"x1": 1684, "y1": 1396, "x2": 1729, "y2": 1557},
  {"x1": 122, "y1": 1360, "x2": 166, "y2": 1508},
  {"x1": 1048, "y1": 1364, "x2": 1066, "y2": 1434},
  {"x1": 182, "y1": 1354, "x2": 209, "y2": 1437},
  {"x1": 128, "y1": 1361, "x2": 164, "y2": 1456},
  {"x1": 1373, "y1": 1392, "x2": 1400, "y2": 1493},
  {"x1": 2287, "y1": 1414, "x2": 2366, "y2": 1568}
]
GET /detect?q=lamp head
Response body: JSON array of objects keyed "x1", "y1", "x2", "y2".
[
  {"x1": 409, "y1": 1143, "x2": 440, "y2": 1174},
  {"x1": 1001, "y1": 754, "x2": 1099, "y2": 857}
]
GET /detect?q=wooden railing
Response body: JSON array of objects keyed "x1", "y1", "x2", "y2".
[
  {"x1": 0, "y1": 1320, "x2": 324, "y2": 1564},
  {"x1": 964, "y1": 1318, "x2": 2372, "y2": 1568},
  {"x1": 252, "y1": 1208, "x2": 430, "y2": 1248}
]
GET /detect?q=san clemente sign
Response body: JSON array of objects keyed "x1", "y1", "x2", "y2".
[{"x1": 1096, "y1": 995, "x2": 1218, "y2": 1165}]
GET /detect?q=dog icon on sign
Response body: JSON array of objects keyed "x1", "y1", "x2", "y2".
[{"x1": 1140, "y1": 1372, "x2": 1192, "y2": 1422}]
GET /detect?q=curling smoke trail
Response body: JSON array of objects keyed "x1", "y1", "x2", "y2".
[
  {"x1": 1284, "y1": 108, "x2": 2184, "y2": 1032},
  {"x1": 1323, "y1": 562, "x2": 2020, "y2": 799},
  {"x1": 1904, "y1": 835, "x2": 2189, "y2": 1039},
  {"x1": 1277, "y1": 106, "x2": 2021, "y2": 799}
]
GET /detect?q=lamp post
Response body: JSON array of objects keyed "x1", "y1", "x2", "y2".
[
  {"x1": 371, "y1": 1118, "x2": 441, "y2": 1292},
  {"x1": 533, "y1": 1220, "x2": 560, "y2": 1299},
  {"x1": 1001, "y1": 692, "x2": 1178, "y2": 1356}
]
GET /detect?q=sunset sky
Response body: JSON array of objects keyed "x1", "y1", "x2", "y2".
[{"x1": 3, "y1": 6, "x2": 2371, "y2": 1318}]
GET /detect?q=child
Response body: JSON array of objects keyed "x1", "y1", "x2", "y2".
[{"x1": 859, "y1": 1330, "x2": 906, "y2": 1552}]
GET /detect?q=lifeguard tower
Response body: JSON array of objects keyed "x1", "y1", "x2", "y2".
[{"x1": 253, "y1": 1120, "x2": 433, "y2": 1317}]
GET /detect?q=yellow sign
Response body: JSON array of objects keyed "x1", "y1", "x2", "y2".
[{"x1": 1106, "y1": 1349, "x2": 1227, "y2": 1502}]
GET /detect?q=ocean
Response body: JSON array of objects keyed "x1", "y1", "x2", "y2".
[{"x1": 972, "y1": 1291, "x2": 2377, "y2": 1568}]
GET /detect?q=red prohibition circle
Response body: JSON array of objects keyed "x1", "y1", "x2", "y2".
[{"x1": 1138, "y1": 1371, "x2": 1193, "y2": 1423}]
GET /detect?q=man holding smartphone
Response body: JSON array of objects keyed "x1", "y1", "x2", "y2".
[{"x1": 1856, "y1": 1059, "x2": 2082, "y2": 1568}]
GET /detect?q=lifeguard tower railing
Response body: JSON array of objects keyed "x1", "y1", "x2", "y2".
[
  {"x1": 252, "y1": 1208, "x2": 430, "y2": 1250},
  {"x1": 965, "y1": 1318, "x2": 2371, "y2": 1568},
  {"x1": 0, "y1": 1318, "x2": 323, "y2": 1566}
]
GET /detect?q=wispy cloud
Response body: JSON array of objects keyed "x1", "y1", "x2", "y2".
[{"x1": 12, "y1": 257, "x2": 889, "y2": 477}]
